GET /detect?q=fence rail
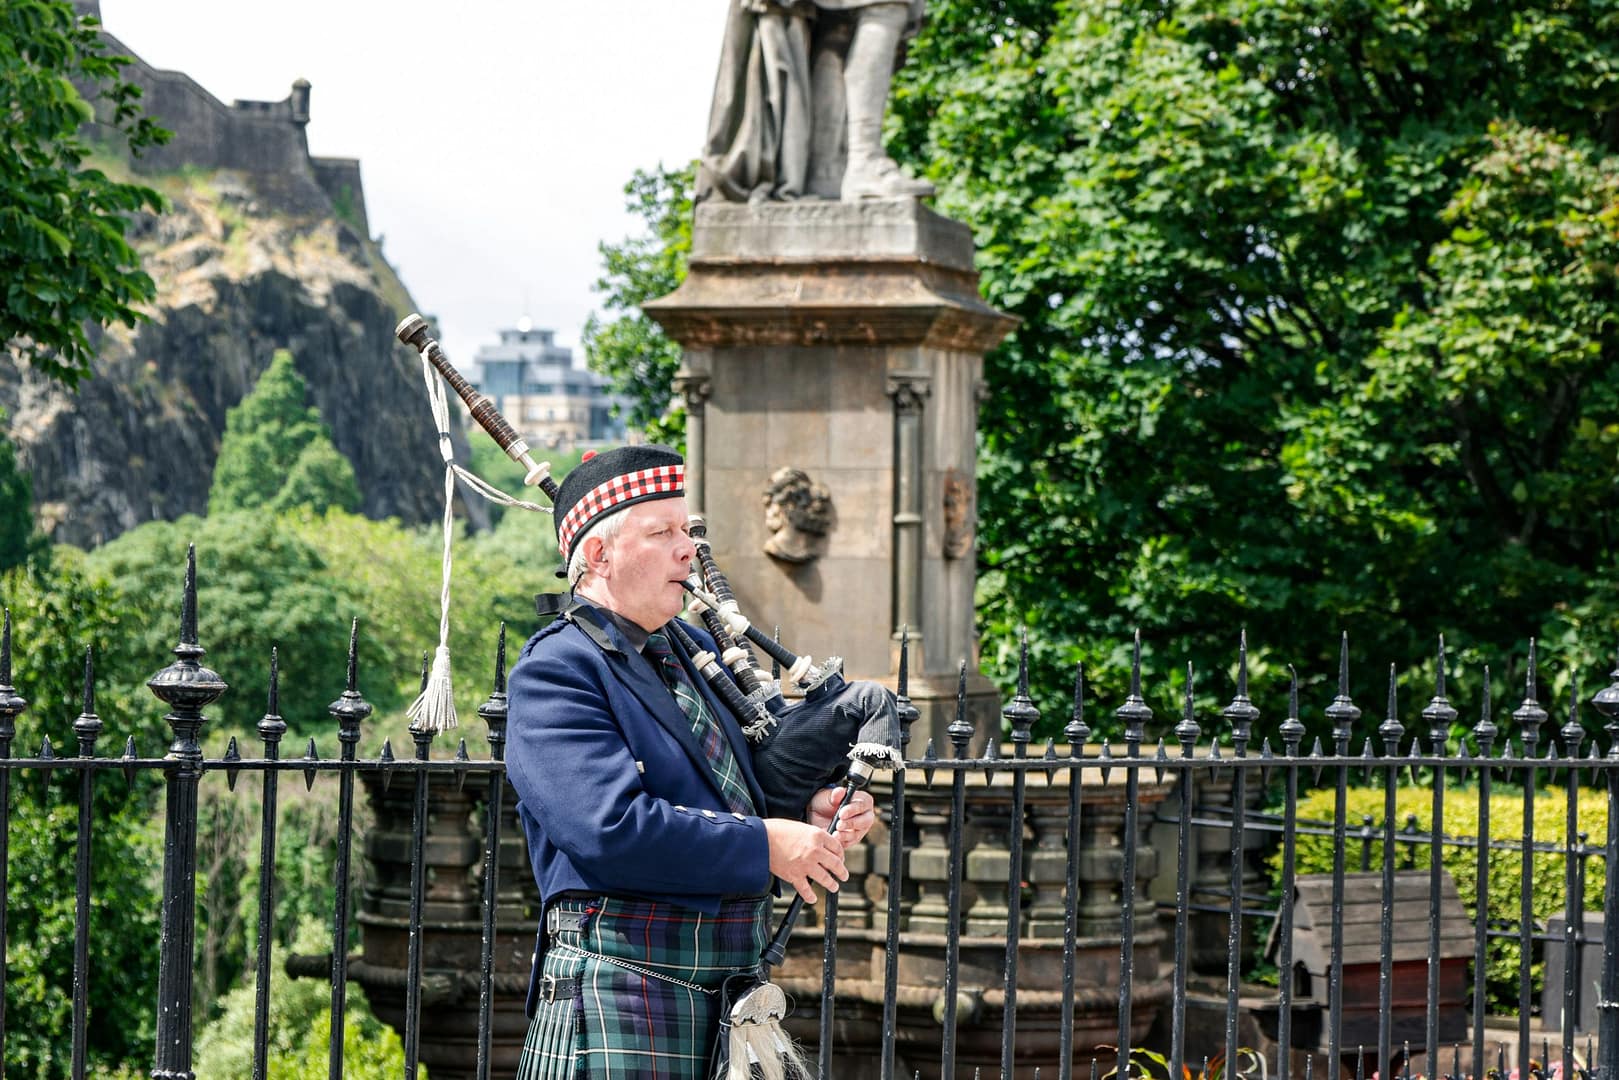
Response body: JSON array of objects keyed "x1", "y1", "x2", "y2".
[{"x1": 1, "y1": 546, "x2": 1617, "y2": 1080}]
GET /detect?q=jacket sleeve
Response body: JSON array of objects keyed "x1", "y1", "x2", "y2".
[{"x1": 505, "y1": 642, "x2": 772, "y2": 899}]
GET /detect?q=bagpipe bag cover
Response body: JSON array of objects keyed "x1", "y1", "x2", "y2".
[{"x1": 747, "y1": 677, "x2": 901, "y2": 818}]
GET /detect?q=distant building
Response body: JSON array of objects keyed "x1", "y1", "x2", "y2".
[{"x1": 470, "y1": 320, "x2": 628, "y2": 447}]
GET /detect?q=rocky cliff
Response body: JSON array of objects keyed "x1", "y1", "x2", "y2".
[{"x1": 1, "y1": 160, "x2": 470, "y2": 549}]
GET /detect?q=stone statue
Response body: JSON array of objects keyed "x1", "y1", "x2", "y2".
[
  {"x1": 762, "y1": 467, "x2": 835, "y2": 564},
  {"x1": 698, "y1": 0, "x2": 934, "y2": 203}
]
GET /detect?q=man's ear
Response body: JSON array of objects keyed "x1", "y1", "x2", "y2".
[{"x1": 584, "y1": 534, "x2": 610, "y2": 577}]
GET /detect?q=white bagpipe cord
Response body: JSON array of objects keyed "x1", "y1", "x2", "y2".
[{"x1": 408, "y1": 352, "x2": 551, "y2": 733}]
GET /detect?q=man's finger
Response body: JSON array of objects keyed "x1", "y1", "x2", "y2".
[
  {"x1": 792, "y1": 876, "x2": 817, "y2": 903},
  {"x1": 809, "y1": 867, "x2": 839, "y2": 893}
]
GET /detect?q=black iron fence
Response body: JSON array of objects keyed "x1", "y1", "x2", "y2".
[{"x1": 1, "y1": 546, "x2": 1617, "y2": 1080}]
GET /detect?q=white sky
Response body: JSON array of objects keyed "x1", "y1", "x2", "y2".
[{"x1": 99, "y1": 0, "x2": 723, "y2": 365}]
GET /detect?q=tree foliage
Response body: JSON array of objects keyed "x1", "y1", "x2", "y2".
[
  {"x1": 193, "y1": 919, "x2": 409, "y2": 1078},
  {"x1": 0, "y1": 413, "x2": 45, "y2": 573},
  {"x1": 881, "y1": 0, "x2": 1619, "y2": 737},
  {"x1": 1, "y1": 0, "x2": 169, "y2": 387},
  {"x1": 582, "y1": 163, "x2": 694, "y2": 449},
  {"x1": 208, "y1": 349, "x2": 362, "y2": 517},
  {"x1": 0, "y1": 560, "x2": 163, "y2": 1076}
]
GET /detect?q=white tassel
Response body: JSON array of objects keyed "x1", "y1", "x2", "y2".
[
  {"x1": 849, "y1": 741, "x2": 905, "y2": 772},
  {"x1": 408, "y1": 643, "x2": 459, "y2": 733},
  {"x1": 721, "y1": 983, "x2": 812, "y2": 1080},
  {"x1": 741, "y1": 711, "x2": 779, "y2": 742},
  {"x1": 410, "y1": 340, "x2": 551, "y2": 741}
]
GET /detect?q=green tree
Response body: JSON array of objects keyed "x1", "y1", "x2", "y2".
[
  {"x1": 0, "y1": 559, "x2": 164, "y2": 1076},
  {"x1": 208, "y1": 349, "x2": 361, "y2": 516},
  {"x1": 193, "y1": 918, "x2": 411, "y2": 1078},
  {"x1": 581, "y1": 163, "x2": 695, "y2": 449},
  {"x1": 883, "y1": 0, "x2": 1619, "y2": 736},
  {"x1": 1, "y1": 0, "x2": 169, "y2": 387},
  {"x1": 0, "y1": 413, "x2": 44, "y2": 572},
  {"x1": 590, "y1": 1, "x2": 1619, "y2": 739},
  {"x1": 83, "y1": 512, "x2": 367, "y2": 738}
]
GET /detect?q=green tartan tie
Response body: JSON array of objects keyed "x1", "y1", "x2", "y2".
[{"x1": 644, "y1": 632, "x2": 757, "y2": 817}]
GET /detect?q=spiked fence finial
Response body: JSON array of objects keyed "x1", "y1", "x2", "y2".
[
  {"x1": 81, "y1": 645, "x2": 95, "y2": 716},
  {"x1": 345, "y1": 617, "x2": 360, "y2": 693},
  {"x1": 260, "y1": 647, "x2": 287, "y2": 745},
  {"x1": 1174, "y1": 662, "x2": 1200, "y2": 752},
  {"x1": 327, "y1": 619, "x2": 373, "y2": 745},
  {"x1": 146, "y1": 544, "x2": 227, "y2": 755},
  {"x1": 267, "y1": 646, "x2": 280, "y2": 716},
  {"x1": 182, "y1": 544, "x2": 197, "y2": 644},
  {"x1": 1066, "y1": 661, "x2": 1089, "y2": 746},
  {"x1": 1475, "y1": 665, "x2": 1499, "y2": 753},
  {"x1": 1561, "y1": 677, "x2": 1584, "y2": 755},
  {"x1": 897, "y1": 625, "x2": 910, "y2": 698},
  {"x1": 73, "y1": 646, "x2": 102, "y2": 755},
  {"x1": 1280, "y1": 664, "x2": 1305, "y2": 753},
  {"x1": 1421, "y1": 635, "x2": 1458, "y2": 755},
  {"x1": 947, "y1": 658, "x2": 973, "y2": 758},
  {"x1": 1003, "y1": 627, "x2": 1040, "y2": 749},
  {"x1": 1512, "y1": 639, "x2": 1547, "y2": 754},
  {"x1": 894, "y1": 627, "x2": 920, "y2": 753},
  {"x1": 493, "y1": 621, "x2": 509, "y2": 695},
  {"x1": 1115, "y1": 629, "x2": 1153, "y2": 747},
  {"x1": 1379, "y1": 662, "x2": 1404, "y2": 754},
  {"x1": 1324, "y1": 632, "x2": 1360, "y2": 754},
  {"x1": 477, "y1": 623, "x2": 512, "y2": 753},
  {"x1": 1222, "y1": 630, "x2": 1259, "y2": 754}
]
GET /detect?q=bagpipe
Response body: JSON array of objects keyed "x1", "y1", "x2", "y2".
[{"x1": 397, "y1": 313, "x2": 901, "y2": 1079}]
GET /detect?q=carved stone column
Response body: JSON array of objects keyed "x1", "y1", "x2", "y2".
[
  {"x1": 645, "y1": 200, "x2": 1017, "y2": 744},
  {"x1": 886, "y1": 371, "x2": 930, "y2": 674},
  {"x1": 672, "y1": 369, "x2": 712, "y2": 515}
]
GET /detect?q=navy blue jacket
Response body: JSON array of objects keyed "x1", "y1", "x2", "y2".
[{"x1": 506, "y1": 599, "x2": 773, "y2": 915}]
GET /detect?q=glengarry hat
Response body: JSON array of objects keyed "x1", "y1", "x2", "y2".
[{"x1": 554, "y1": 445, "x2": 685, "y2": 564}]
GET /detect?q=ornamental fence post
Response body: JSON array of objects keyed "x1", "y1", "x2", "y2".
[{"x1": 146, "y1": 546, "x2": 226, "y2": 1080}]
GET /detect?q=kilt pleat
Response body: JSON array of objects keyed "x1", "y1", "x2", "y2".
[{"x1": 517, "y1": 895, "x2": 769, "y2": 1080}]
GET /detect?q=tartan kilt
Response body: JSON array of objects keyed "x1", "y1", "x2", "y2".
[{"x1": 517, "y1": 895, "x2": 771, "y2": 1080}]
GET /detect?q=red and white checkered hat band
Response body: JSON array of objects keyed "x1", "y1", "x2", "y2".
[{"x1": 558, "y1": 464, "x2": 684, "y2": 559}]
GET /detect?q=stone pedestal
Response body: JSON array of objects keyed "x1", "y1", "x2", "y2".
[{"x1": 645, "y1": 200, "x2": 1017, "y2": 744}]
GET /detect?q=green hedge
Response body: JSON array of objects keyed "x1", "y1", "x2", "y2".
[{"x1": 1278, "y1": 782, "x2": 1608, "y2": 1015}]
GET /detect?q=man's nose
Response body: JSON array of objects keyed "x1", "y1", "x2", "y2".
[{"x1": 676, "y1": 536, "x2": 696, "y2": 564}]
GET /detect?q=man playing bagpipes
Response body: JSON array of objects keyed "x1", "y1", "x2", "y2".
[{"x1": 504, "y1": 445, "x2": 900, "y2": 1080}]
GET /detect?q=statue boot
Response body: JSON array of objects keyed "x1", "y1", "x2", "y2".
[
  {"x1": 838, "y1": 2, "x2": 934, "y2": 201},
  {"x1": 842, "y1": 142, "x2": 935, "y2": 200}
]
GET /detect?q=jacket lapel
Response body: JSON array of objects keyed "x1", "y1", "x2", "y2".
[{"x1": 566, "y1": 602, "x2": 731, "y2": 805}]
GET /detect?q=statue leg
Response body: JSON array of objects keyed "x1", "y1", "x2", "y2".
[
  {"x1": 839, "y1": 2, "x2": 934, "y2": 200},
  {"x1": 808, "y1": 12, "x2": 854, "y2": 199}
]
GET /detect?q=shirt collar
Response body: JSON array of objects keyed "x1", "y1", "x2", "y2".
[{"x1": 598, "y1": 606, "x2": 652, "y2": 654}]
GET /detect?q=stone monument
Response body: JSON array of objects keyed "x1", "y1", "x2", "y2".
[{"x1": 648, "y1": 1, "x2": 1017, "y2": 741}]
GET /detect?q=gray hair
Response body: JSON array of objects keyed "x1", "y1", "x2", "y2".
[{"x1": 567, "y1": 506, "x2": 629, "y2": 588}]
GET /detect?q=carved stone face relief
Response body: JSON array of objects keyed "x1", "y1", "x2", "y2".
[
  {"x1": 761, "y1": 466, "x2": 835, "y2": 565},
  {"x1": 942, "y1": 468, "x2": 974, "y2": 560}
]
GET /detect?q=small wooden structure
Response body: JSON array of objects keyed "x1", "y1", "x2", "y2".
[{"x1": 1267, "y1": 870, "x2": 1474, "y2": 1072}]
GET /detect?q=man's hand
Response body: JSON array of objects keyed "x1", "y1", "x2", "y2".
[
  {"x1": 764, "y1": 818, "x2": 847, "y2": 903},
  {"x1": 807, "y1": 786, "x2": 876, "y2": 848}
]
